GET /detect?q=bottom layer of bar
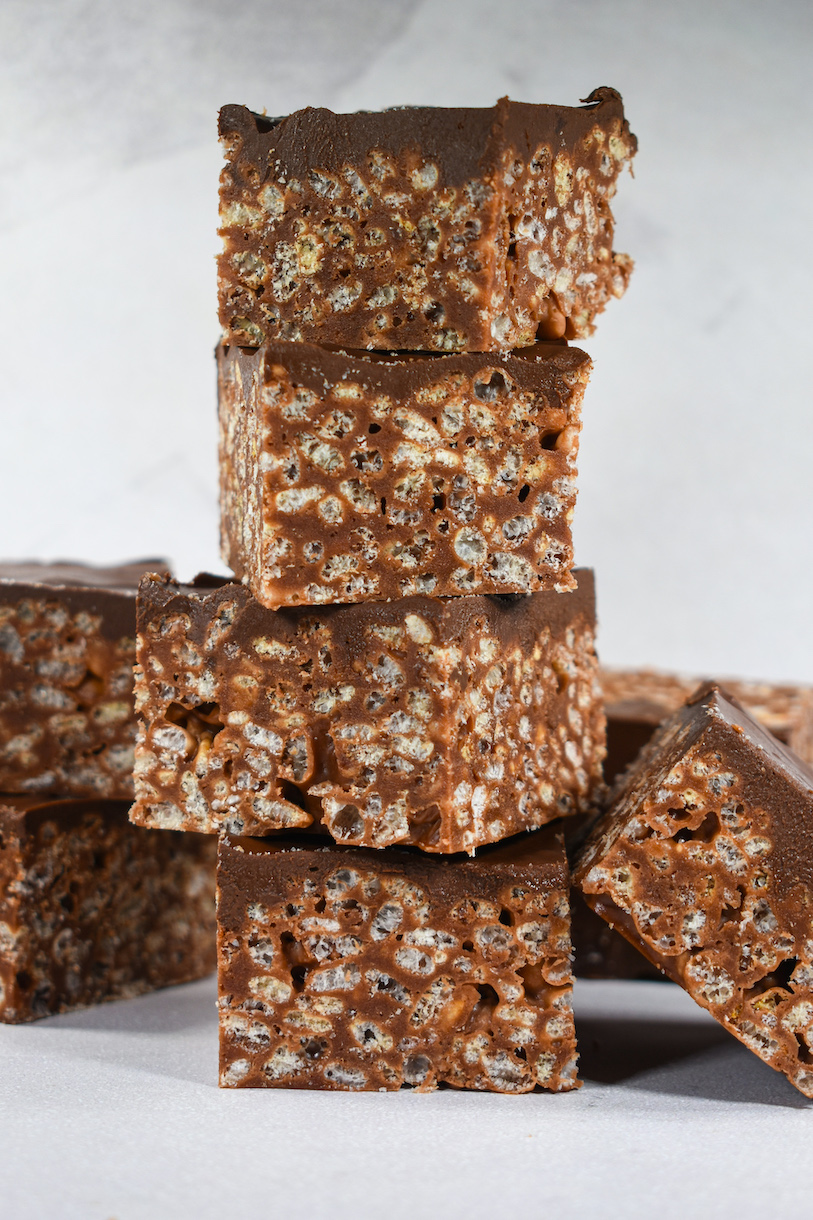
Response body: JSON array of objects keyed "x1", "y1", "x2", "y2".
[
  {"x1": 217, "y1": 828, "x2": 578, "y2": 1092},
  {"x1": 0, "y1": 796, "x2": 216, "y2": 1022}
]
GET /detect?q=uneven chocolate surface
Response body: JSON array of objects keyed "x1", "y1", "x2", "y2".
[
  {"x1": 218, "y1": 340, "x2": 589, "y2": 607},
  {"x1": 131, "y1": 571, "x2": 604, "y2": 852},
  {"x1": 601, "y1": 667, "x2": 813, "y2": 781},
  {"x1": 218, "y1": 91, "x2": 636, "y2": 352},
  {"x1": 220, "y1": 97, "x2": 626, "y2": 188},
  {"x1": 0, "y1": 795, "x2": 216, "y2": 1022},
  {"x1": 575, "y1": 684, "x2": 813, "y2": 1097},
  {"x1": 0, "y1": 560, "x2": 169, "y2": 799},
  {"x1": 217, "y1": 827, "x2": 578, "y2": 1091}
]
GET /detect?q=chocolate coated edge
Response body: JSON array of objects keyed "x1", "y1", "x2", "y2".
[
  {"x1": 217, "y1": 340, "x2": 591, "y2": 399},
  {"x1": 219, "y1": 90, "x2": 634, "y2": 188},
  {"x1": 693, "y1": 683, "x2": 813, "y2": 792},
  {"x1": 0, "y1": 560, "x2": 170, "y2": 641},
  {"x1": 222, "y1": 824, "x2": 566, "y2": 870},
  {"x1": 217, "y1": 825, "x2": 568, "y2": 930},
  {"x1": 611, "y1": 681, "x2": 813, "y2": 802},
  {"x1": 138, "y1": 569, "x2": 596, "y2": 647},
  {"x1": 0, "y1": 795, "x2": 133, "y2": 839}
]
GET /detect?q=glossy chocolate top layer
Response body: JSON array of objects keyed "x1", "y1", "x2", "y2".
[
  {"x1": 221, "y1": 339, "x2": 590, "y2": 397},
  {"x1": 0, "y1": 560, "x2": 169, "y2": 640},
  {"x1": 219, "y1": 90, "x2": 635, "y2": 188},
  {"x1": 140, "y1": 568, "x2": 596, "y2": 650},
  {"x1": 218, "y1": 823, "x2": 568, "y2": 928}
]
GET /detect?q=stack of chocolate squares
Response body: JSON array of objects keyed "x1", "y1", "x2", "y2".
[
  {"x1": 0, "y1": 562, "x2": 216, "y2": 1023},
  {"x1": 130, "y1": 90, "x2": 638, "y2": 1092},
  {"x1": 6, "y1": 90, "x2": 811, "y2": 1103}
]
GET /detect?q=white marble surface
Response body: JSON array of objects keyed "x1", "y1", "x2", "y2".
[
  {"x1": 1, "y1": 4, "x2": 812, "y2": 1215},
  {"x1": 0, "y1": 976, "x2": 808, "y2": 1220}
]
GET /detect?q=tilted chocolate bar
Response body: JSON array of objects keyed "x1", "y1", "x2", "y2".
[
  {"x1": 0, "y1": 561, "x2": 167, "y2": 799},
  {"x1": 218, "y1": 91, "x2": 636, "y2": 353},
  {"x1": 0, "y1": 795, "x2": 216, "y2": 1022},
  {"x1": 575, "y1": 667, "x2": 813, "y2": 980},
  {"x1": 574, "y1": 667, "x2": 813, "y2": 981},
  {"x1": 131, "y1": 571, "x2": 604, "y2": 852},
  {"x1": 218, "y1": 341, "x2": 589, "y2": 608},
  {"x1": 601, "y1": 667, "x2": 813, "y2": 782},
  {"x1": 575, "y1": 684, "x2": 813, "y2": 1097},
  {"x1": 217, "y1": 828, "x2": 578, "y2": 1092}
]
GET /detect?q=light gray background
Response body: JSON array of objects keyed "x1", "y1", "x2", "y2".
[
  {"x1": 1, "y1": 975, "x2": 811, "y2": 1220},
  {"x1": 1, "y1": 3, "x2": 812, "y2": 1216},
  {"x1": 2, "y1": 0, "x2": 812, "y2": 680}
]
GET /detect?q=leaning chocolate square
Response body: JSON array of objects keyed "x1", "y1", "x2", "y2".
[
  {"x1": 0, "y1": 561, "x2": 167, "y2": 799},
  {"x1": 601, "y1": 667, "x2": 813, "y2": 782},
  {"x1": 218, "y1": 91, "x2": 636, "y2": 353},
  {"x1": 131, "y1": 571, "x2": 603, "y2": 852},
  {"x1": 217, "y1": 828, "x2": 578, "y2": 1091},
  {"x1": 575, "y1": 684, "x2": 813, "y2": 1097},
  {"x1": 580, "y1": 666, "x2": 813, "y2": 981},
  {"x1": 0, "y1": 795, "x2": 216, "y2": 1022},
  {"x1": 218, "y1": 340, "x2": 590, "y2": 607}
]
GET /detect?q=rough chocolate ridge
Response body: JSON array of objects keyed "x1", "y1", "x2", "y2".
[
  {"x1": 218, "y1": 90, "x2": 635, "y2": 189},
  {"x1": 138, "y1": 568, "x2": 596, "y2": 653}
]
